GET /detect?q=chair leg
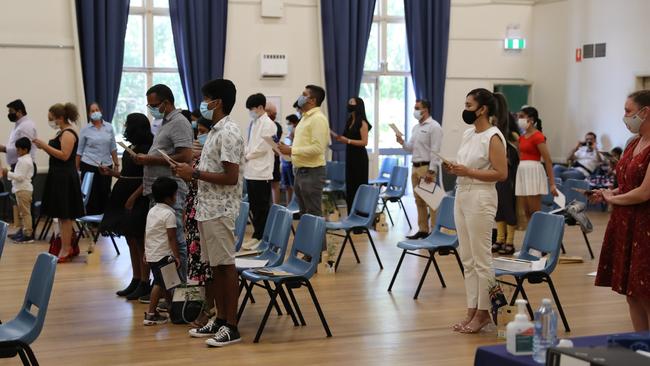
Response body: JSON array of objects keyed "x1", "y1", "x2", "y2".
[
  {"x1": 39, "y1": 217, "x2": 52, "y2": 240},
  {"x1": 365, "y1": 229, "x2": 383, "y2": 270},
  {"x1": 546, "y1": 275, "x2": 571, "y2": 332},
  {"x1": 237, "y1": 279, "x2": 253, "y2": 321},
  {"x1": 398, "y1": 199, "x2": 412, "y2": 230},
  {"x1": 517, "y1": 277, "x2": 534, "y2": 319},
  {"x1": 17, "y1": 347, "x2": 30, "y2": 366},
  {"x1": 253, "y1": 281, "x2": 279, "y2": 343},
  {"x1": 334, "y1": 233, "x2": 350, "y2": 271},
  {"x1": 414, "y1": 253, "x2": 434, "y2": 300},
  {"x1": 305, "y1": 279, "x2": 332, "y2": 337},
  {"x1": 431, "y1": 253, "x2": 446, "y2": 288},
  {"x1": 508, "y1": 280, "x2": 521, "y2": 306},
  {"x1": 387, "y1": 249, "x2": 407, "y2": 292},
  {"x1": 383, "y1": 200, "x2": 395, "y2": 226},
  {"x1": 582, "y1": 231, "x2": 594, "y2": 260},
  {"x1": 262, "y1": 280, "x2": 283, "y2": 316},
  {"x1": 110, "y1": 235, "x2": 120, "y2": 255},
  {"x1": 291, "y1": 224, "x2": 296, "y2": 236},
  {"x1": 560, "y1": 241, "x2": 566, "y2": 254},
  {"x1": 348, "y1": 233, "x2": 361, "y2": 264},
  {"x1": 286, "y1": 285, "x2": 306, "y2": 326},
  {"x1": 276, "y1": 283, "x2": 299, "y2": 326},
  {"x1": 453, "y1": 249, "x2": 465, "y2": 278},
  {"x1": 22, "y1": 343, "x2": 38, "y2": 366}
]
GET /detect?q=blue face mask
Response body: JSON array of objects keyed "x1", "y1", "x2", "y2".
[
  {"x1": 90, "y1": 111, "x2": 102, "y2": 121},
  {"x1": 297, "y1": 95, "x2": 309, "y2": 108},
  {"x1": 197, "y1": 134, "x2": 208, "y2": 145},
  {"x1": 200, "y1": 101, "x2": 213, "y2": 120},
  {"x1": 191, "y1": 121, "x2": 197, "y2": 129},
  {"x1": 148, "y1": 105, "x2": 164, "y2": 120}
]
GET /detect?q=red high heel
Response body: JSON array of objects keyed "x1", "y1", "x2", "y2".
[{"x1": 57, "y1": 253, "x2": 75, "y2": 263}]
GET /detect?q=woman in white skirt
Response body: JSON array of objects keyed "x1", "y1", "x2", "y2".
[
  {"x1": 446, "y1": 88, "x2": 508, "y2": 333},
  {"x1": 513, "y1": 106, "x2": 558, "y2": 252}
]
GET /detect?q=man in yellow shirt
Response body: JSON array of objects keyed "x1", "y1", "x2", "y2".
[{"x1": 278, "y1": 85, "x2": 329, "y2": 217}]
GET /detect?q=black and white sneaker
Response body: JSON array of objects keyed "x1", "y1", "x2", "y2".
[
  {"x1": 156, "y1": 299, "x2": 169, "y2": 313},
  {"x1": 189, "y1": 319, "x2": 225, "y2": 338},
  {"x1": 143, "y1": 312, "x2": 168, "y2": 326},
  {"x1": 205, "y1": 325, "x2": 241, "y2": 347},
  {"x1": 138, "y1": 294, "x2": 151, "y2": 304}
]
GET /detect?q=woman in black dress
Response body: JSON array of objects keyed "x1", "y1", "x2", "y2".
[
  {"x1": 335, "y1": 97, "x2": 372, "y2": 211},
  {"x1": 100, "y1": 113, "x2": 153, "y2": 299},
  {"x1": 33, "y1": 103, "x2": 85, "y2": 263}
]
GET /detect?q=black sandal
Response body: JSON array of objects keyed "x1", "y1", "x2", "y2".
[
  {"x1": 498, "y1": 244, "x2": 515, "y2": 255},
  {"x1": 491, "y1": 242, "x2": 503, "y2": 253}
]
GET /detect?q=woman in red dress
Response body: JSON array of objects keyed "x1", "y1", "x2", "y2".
[{"x1": 594, "y1": 90, "x2": 650, "y2": 331}]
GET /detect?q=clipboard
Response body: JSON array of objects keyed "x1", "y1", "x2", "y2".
[
  {"x1": 117, "y1": 141, "x2": 137, "y2": 157},
  {"x1": 388, "y1": 123, "x2": 403, "y2": 137},
  {"x1": 157, "y1": 149, "x2": 179, "y2": 166}
]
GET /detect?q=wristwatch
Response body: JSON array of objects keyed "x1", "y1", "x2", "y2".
[{"x1": 192, "y1": 169, "x2": 200, "y2": 180}]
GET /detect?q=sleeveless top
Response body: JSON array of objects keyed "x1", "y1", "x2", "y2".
[{"x1": 456, "y1": 126, "x2": 506, "y2": 186}]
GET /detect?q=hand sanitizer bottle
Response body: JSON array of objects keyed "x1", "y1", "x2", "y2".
[{"x1": 506, "y1": 299, "x2": 534, "y2": 355}]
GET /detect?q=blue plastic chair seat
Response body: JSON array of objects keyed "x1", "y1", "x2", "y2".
[
  {"x1": 369, "y1": 177, "x2": 389, "y2": 185},
  {"x1": 78, "y1": 214, "x2": 103, "y2": 224},
  {"x1": 325, "y1": 216, "x2": 368, "y2": 231},
  {"x1": 397, "y1": 232, "x2": 457, "y2": 251}
]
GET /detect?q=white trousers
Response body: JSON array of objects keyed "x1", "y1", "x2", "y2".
[{"x1": 454, "y1": 185, "x2": 497, "y2": 310}]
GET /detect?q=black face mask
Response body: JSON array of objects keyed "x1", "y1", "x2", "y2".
[
  {"x1": 462, "y1": 109, "x2": 479, "y2": 125},
  {"x1": 7, "y1": 113, "x2": 18, "y2": 122},
  {"x1": 347, "y1": 104, "x2": 356, "y2": 113}
]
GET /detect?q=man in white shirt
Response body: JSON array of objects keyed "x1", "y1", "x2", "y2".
[
  {"x1": 397, "y1": 99, "x2": 443, "y2": 240},
  {"x1": 553, "y1": 131, "x2": 602, "y2": 181},
  {"x1": 243, "y1": 93, "x2": 277, "y2": 249},
  {"x1": 1, "y1": 99, "x2": 37, "y2": 168}
]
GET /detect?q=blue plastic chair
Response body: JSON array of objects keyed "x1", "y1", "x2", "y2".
[
  {"x1": 387, "y1": 196, "x2": 464, "y2": 299},
  {"x1": 323, "y1": 161, "x2": 346, "y2": 194},
  {"x1": 286, "y1": 195, "x2": 300, "y2": 234},
  {"x1": 234, "y1": 201, "x2": 250, "y2": 252},
  {"x1": 240, "y1": 214, "x2": 331, "y2": 343},
  {"x1": 0, "y1": 220, "x2": 8, "y2": 260},
  {"x1": 369, "y1": 157, "x2": 398, "y2": 186},
  {"x1": 495, "y1": 211, "x2": 570, "y2": 332},
  {"x1": 256, "y1": 204, "x2": 284, "y2": 253},
  {"x1": 326, "y1": 185, "x2": 381, "y2": 271},
  {"x1": 0, "y1": 253, "x2": 57, "y2": 365},
  {"x1": 379, "y1": 166, "x2": 412, "y2": 230},
  {"x1": 559, "y1": 179, "x2": 594, "y2": 259}
]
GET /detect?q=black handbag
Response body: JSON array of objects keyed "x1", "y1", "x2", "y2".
[{"x1": 170, "y1": 285, "x2": 205, "y2": 324}]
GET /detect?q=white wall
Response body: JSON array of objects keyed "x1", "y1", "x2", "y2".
[
  {"x1": 224, "y1": 0, "x2": 323, "y2": 133},
  {"x1": 0, "y1": 0, "x2": 85, "y2": 169}
]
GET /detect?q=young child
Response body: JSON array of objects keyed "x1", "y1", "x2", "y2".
[
  {"x1": 3, "y1": 137, "x2": 35, "y2": 243},
  {"x1": 143, "y1": 177, "x2": 181, "y2": 326}
]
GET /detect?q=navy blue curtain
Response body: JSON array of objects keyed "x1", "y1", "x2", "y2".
[
  {"x1": 75, "y1": 0, "x2": 130, "y2": 122},
  {"x1": 169, "y1": 0, "x2": 228, "y2": 111},
  {"x1": 321, "y1": 0, "x2": 376, "y2": 161},
  {"x1": 404, "y1": 0, "x2": 451, "y2": 123}
]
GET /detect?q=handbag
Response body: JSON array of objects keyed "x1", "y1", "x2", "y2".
[
  {"x1": 48, "y1": 233, "x2": 61, "y2": 256},
  {"x1": 170, "y1": 285, "x2": 205, "y2": 324}
]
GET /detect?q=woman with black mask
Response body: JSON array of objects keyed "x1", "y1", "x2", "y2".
[
  {"x1": 100, "y1": 113, "x2": 153, "y2": 300},
  {"x1": 335, "y1": 97, "x2": 372, "y2": 211}
]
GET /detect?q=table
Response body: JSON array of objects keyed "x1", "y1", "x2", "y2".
[{"x1": 474, "y1": 332, "x2": 637, "y2": 366}]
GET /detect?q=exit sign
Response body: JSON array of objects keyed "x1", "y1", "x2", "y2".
[{"x1": 504, "y1": 38, "x2": 526, "y2": 50}]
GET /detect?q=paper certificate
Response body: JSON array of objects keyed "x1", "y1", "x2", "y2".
[
  {"x1": 414, "y1": 178, "x2": 446, "y2": 210},
  {"x1": 157, "y1": 149, "x2": 179, "y2": 166},
  {"x1": 388, "y1": 123, "x2": 403, "y2": 137},
  {"x1": 117, "y1": 141, "x2": 137, "y2": 157}
]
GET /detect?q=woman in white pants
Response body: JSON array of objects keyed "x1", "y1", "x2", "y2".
[{"x1": 446, "y1": 88, "x2": 508, "y2": 333}]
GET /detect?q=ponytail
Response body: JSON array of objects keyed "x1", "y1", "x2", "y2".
[
  {"x1": 49, "y1": 102, "x2": 79, "y2": 123},
  {"x1": 493, "y1": 92, "x2": 510, "y2": 134}
]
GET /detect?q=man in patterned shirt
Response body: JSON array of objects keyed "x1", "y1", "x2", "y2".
[{"x1": 174, "y1": 79, "x2": 244, "y2": 347}]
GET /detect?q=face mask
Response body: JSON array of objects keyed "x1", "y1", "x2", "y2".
[
  {"x1": 191, "y1": 121, "x2": 197, "y2": 129},
  {"x1": 200, "y1": 101, "x2": 214, "y2": 120},
  {"x1": 249, "y1": 110, "x2": 259, "y2": 121},
  {"x1": 462, "y1": 109, "x2": 479, "y2": 125},
  {"x1": 413, "y1": 110, "x2": 423, "y2": 120},
  {"x1": 347, "y1": 104, "x2": 356, "y2": 113},
  {"x1": 517, "y1": 118, "x2": 529, "y2": 131},
  {"x1": 48, "y1": 119, "x2": 58, "y2": 130},
  {"x1": 90, "y1": 111, "x2": 102, "y2": 121},
  {"x1": 297, "y1": 95, "x2": 309, "y2": 108},
  {"x1": 197, "y1": 134, "x2": 208, "y2": 145},
  {"x1": 8, "y1": 113, "x2": 18, "y2": 122},
  {"x1": 623, "y1": 108, "x2": 645, "y2": 133},
  {"x1": 148, "y1": 105, "x2": 164, "y2": 120}
]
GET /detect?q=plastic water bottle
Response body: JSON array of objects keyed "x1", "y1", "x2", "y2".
[{"x1": 532, "y1": 298, "x2": 558, "y2": 363}]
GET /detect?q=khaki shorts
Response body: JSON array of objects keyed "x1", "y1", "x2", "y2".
[{"x1": 197, "y1": 217, "x2": 235, "y2": 267}]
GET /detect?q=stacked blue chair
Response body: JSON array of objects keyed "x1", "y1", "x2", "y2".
[
  {"x1": 323, "y1": 161, "x2": 346, "y2": 195},
  {"x1": 496, "y1": 211, "x2": 570, "y2": 332},
  {"x1": 0, "y1": 253, "x2": 57, "y2": 365},
  {"x1": 234, "y1": 201, "x2": 250, "y2": 252},
  {"x1": 74, "y1": 173, "x2": 120, "y2": 255},
  {"x1": 369, "y1": 157, "x2": 398, "y2": 186},
  {"x1": 240, "y1": 214, "x2": 331, "y2": 342},
  {"x1": 286, "y1": 195, "x2": 300, "y2": 234},
  {"x1": 379, "y1": 166, "x2": 412, "y2": 230},
  {"x1": 387, "y1": 196, "x2": 464, "y2": 299},
  {"x1": 0, "y1": 221, "x2": 8, "y2": 261},
  {"x1": 326, "y1": 185, "x2": 381, "y2": 271}
]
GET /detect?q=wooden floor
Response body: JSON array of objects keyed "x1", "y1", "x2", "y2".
[{"x1": 0, "y1": 202, "x2": 630, "y2": 366}]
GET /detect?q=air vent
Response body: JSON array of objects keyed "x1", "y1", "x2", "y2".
[
  {"x1": 583, "y1": 44, "x2": 594, "y2": 59},
  {"x1": 595, "y1": 43, "x2": 606, "y2": 58},
  {"x1": 260, "y1": 53, "x2": 288, "y2": 78},
  {"x1": 582, "y1": 43, "x2": 606, "y2": 59}
]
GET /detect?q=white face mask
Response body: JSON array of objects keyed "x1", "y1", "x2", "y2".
[
  {"x1": 413, "y1": 110, "x2": 423, "y2": 120},
  {"x1": 249, "y1": 110, "x2": 259, "y2": 121},
  {"x1": 623, "y1": 108, "x2": 646, "y2": 133},
  {"x1": 48, "y1": 119, "x2": 59, "y2": 130},
  {"x1": 517, "y1": 118, "x2": 529, "y2": 131}
]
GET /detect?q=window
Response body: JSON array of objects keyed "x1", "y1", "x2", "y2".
[
  {"x1": 361, "y1": 0, "x2": 415, "y2": 158},
  {"x1": 113, "y1": 0, "x2": 187, "y2": 140}
]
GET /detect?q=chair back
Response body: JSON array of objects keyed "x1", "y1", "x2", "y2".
[
  {"x1": 80, "y1": 172, "x2": 95, "y2": 208},
  {"x1": 433, "y1": 196, "x2": 456, "y2": 232},
  {"x1": 541, "y1": 181, "x2": 563, "y2": 212},
  {"x1": 283, "y1": 214, "x2": 326, "y2": 279},
  {"x1": 378, "y1": 157, "x2": 398, "y2": 179},
  {"x1": 258, "y1": 204, "x2": 283, "y2": 252},
  {"x1": 325, "y1": 161, "x2": 346, "y2": 190},
  {"x1": 234, "y1": 201, "x2": 250, "y2": 252},
  {"x1": 256, "y1": 208, "x2": 292, "y2": 267},
  {"x1": 517, "y1": 212, "x2": 565, "y2": 274},
  {"x1": 564, "y1": 179, "x2": 589, "y2": 205},
  {"x1": 0, "y1": 220, "x2": 8, "y2": 260},
  {"x1": 385, "y1": 166, "x2": 408, "y2": 196},
  {"x1": 287, "y1": 195, "x2": 299, "y2": 213},
  {"x1": 349, "y1": 185, "x2": 380, "y2": 227},
  {"x1": 16, "y1": 252, "x2": 58, "y2": 344}
]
